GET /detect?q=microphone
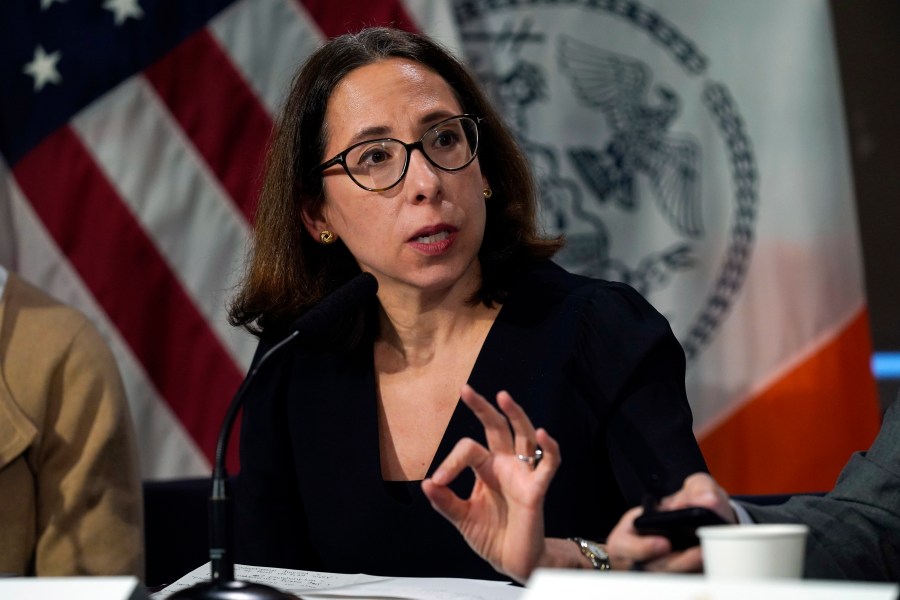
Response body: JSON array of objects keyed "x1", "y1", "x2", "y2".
[{"x1": 170, "y1": 272, "x2": 378, "y2": 600}]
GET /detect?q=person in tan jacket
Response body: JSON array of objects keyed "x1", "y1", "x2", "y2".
[{"x1": 0, "y1": 266, "x2": 143, "y2": 578}]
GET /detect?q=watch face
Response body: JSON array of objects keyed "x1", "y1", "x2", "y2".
[{"x1": 583, "y1": 540, "x2": 609, "y2": 559}]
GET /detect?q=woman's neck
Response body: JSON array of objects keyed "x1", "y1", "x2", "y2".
[{"x1": 376, "y1": 291, "x2": 497, "y2": 372}]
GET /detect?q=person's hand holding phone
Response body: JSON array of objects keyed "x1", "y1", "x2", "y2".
[
  {"x1": 633, "y1": 504, "x2": 727, "y2": 550},
  {"x1": 606, "y1": 473, "x2": 737, "y2": 572}
]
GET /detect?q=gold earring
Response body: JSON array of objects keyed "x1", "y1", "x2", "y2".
[
  {"x1": 319, "y1": 230, "x2": 336, "y2": 244},
  {"x1": 483, "y1": 188, "x2": 493, "y2": 199}
]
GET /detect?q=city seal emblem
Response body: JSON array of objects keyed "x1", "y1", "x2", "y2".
[{"x1": 455, "y1": 0, "x2": 759, "y2": 361}]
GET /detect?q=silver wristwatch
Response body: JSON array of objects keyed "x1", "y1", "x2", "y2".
[{"x1": 570, "y1": 537, "x2": 612, "y2": 571}]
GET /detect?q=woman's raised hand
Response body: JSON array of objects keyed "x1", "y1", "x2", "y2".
[{"x1": 421, "y1": 384, "x2": 560, "y2": 584}]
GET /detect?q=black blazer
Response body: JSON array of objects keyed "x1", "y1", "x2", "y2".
[{"x1": 236, "y1": 260, "x2": 707, "y2": 579}]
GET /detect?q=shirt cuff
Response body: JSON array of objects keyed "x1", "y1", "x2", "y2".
[{"x1": 730, "y1": 500, "x2": 755, "y2": 524}]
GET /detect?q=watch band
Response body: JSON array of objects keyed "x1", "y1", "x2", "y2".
[{"x1": 569, "y1": 537, "x2": 612, "y2": 571}]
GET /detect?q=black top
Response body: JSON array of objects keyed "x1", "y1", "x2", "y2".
[{"x1": 235, "y1": 260, "x2": 707, "y2": 580}]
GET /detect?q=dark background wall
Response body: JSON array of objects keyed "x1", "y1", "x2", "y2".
[{"x1": 830, "y1": 1, "x2": 900, "y2": 411}]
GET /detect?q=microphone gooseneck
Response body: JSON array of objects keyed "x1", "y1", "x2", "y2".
[{"x1": 170, "y1": 272, "x2": 378, "y2": 600}]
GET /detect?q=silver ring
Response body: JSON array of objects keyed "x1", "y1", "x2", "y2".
[{"x1": 516, "y1": 448, "x2": 543, "y2": 470}]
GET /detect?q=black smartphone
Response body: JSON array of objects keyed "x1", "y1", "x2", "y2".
[{"x1": 632, "y1": 506, "x2": 727, "y2": 550}]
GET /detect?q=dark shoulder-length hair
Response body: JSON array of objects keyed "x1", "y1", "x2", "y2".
[{"x1": 229, "y1": 27, "x2": 562, "y2": 338}]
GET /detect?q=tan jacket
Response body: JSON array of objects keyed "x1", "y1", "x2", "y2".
[{"x1": 0, "y1": 270, "x2": 144, "y2": 578}]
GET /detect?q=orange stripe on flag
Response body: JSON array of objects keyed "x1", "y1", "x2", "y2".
[{"x1": 699, "y1": 308, "x2": 881, "y2": 495}]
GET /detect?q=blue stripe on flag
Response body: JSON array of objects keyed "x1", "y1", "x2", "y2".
[
  {"x1": 0, "y1": 0, "x2": 238, "y2": 165},
  {"x1": 873, "y1": 352, "x2": 900, "y2": 379}
]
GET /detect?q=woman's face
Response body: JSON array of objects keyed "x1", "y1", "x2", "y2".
[{"x1": 306, "y1": 58, "x2": 488, "y2": 299}]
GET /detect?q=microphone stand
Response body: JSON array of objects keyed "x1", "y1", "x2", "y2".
[
  {"x1": 170, "y1": 272, "x2": 378, "y2": 600},
  {"x1": 170, "y1": 329, "x2": 301, "y2": 600}
]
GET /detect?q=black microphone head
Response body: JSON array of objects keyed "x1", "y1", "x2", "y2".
[{"x1": 287, "y1": 271, "x2": 378, "y2": 338}]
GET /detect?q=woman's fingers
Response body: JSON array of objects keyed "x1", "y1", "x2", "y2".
[
  {"x1": 424, "y1": 437, "x2": 491, "y2": 522},
  {"x1": 607, "y1": 507, "x2": 671, "y2": 570},
  {"x1": 459, "y1": 384, "x2": 514, "y2": 453},
  {"x1": 643, "y1": 546, "x2": 703, "y2": 573},
  {"x1": 458, "y1": 385, "x2": 561, "y2": 483},
  {"x1": 496, "y1": 390, "x2": 540, "y2": 461},
  {"x1": 461, "y1": 385, "x2": 546, "y2": 458},
  {"x1": 421, "y1": 478, "x2": 467, "y2": 524},
  {"x1": 659, "y1": 473, "x2": 736, "y2": 524},
  {"x1": 533, "y1": 428, "x2": 561, "y2": 481},
  {"x1": 429, "y1": 437, "x2": 491, "y2": 487}
]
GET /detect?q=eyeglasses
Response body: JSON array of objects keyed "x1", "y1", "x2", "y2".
[{"x1": 313, "y1": 115, "x2": 482, "y2": 192}]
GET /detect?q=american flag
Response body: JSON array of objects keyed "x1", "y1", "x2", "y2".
[{"x1": 1, "y1": 0, "x2": 453, "y2": 478}]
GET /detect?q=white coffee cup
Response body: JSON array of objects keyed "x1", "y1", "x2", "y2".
[{"x1": 697, "y1": 524, "x2": 809, "y2": 579}]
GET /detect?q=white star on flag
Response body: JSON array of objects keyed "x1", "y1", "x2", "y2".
[
  {"x1": 23, "y1": 45, "x2": 62, "y2": 91},
  {"x1": 103, "y1": 0, "x2": 143, "y2": 26},
  {"x1": 40, "y1": 0, "x2": 66, "y2": 10}
]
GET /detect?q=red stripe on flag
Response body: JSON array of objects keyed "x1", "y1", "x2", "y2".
[
  {"x1": 13, "y1": 126, "x2": 244, "y2": 470},
  {"x1": 299, "y1": 0, "x2": 419, "y2": 37},
  {"x1": 700, "y1": 308, "x2": 881, "y2": 494},
  {"x1": 144, "y1": 28, "x2": 272, "y2": 222}
]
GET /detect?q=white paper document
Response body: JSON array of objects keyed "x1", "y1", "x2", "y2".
[
  {"x1": 152, "y1": 562, "x2": 522, "y2": 600},
  {"x1": 523, "y1": 570, "x2": 900, "y2": 600},
  {"x1": 0, "y1": 576, "x2": 147, "y2": 600}
]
